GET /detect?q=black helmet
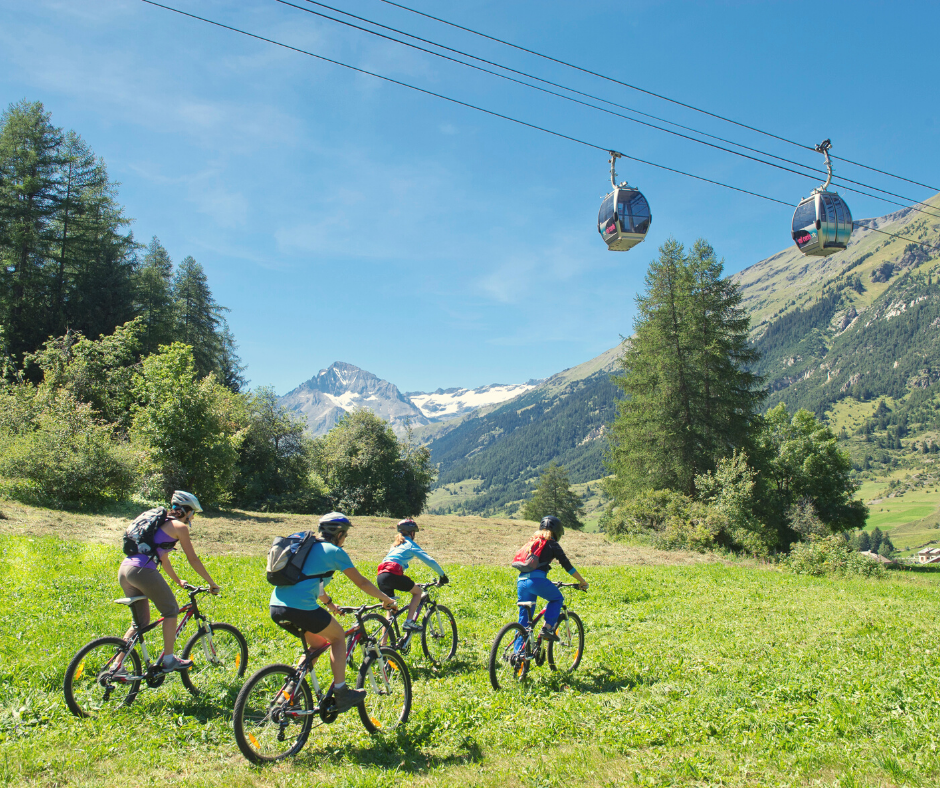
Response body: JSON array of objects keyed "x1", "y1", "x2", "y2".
[
  {"x1": 540, "y1": 515, "x2": 564, "y2": 539},
  {"x1": 397, "y1": 518, "x2": 419, "y2": 534},
  {"x1": 318, "y1": 511, "x2": 352, "y2": 538}
]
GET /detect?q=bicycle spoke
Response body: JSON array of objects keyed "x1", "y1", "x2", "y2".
[
  {"x1": 233, "y1": 665, "x2": 314, "y2": 763},
  {"x1": 357, "y1": 648, "x2": 411, "y2": 733}
]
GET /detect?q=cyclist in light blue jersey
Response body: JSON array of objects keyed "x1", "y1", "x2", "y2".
[
  {"x1": 377, "y1": 518, "x2": 448, "y2": 632},
  {"x1": 270, "y1": 512, "x2": 396, "y2": 714}
]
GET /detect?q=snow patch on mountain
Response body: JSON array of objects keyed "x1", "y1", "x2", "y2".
[{"x1": 406, "y1": 382, "x2": 539, "y2": 421}]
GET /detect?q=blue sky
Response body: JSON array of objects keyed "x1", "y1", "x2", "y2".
[{"x1": 2, "y1": 0, "x2": 938, "y2": 394}]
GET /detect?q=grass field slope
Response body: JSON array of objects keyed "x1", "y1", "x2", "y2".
[{"x1": 3, "y1": 503, "x2": 940, "y2": 787}]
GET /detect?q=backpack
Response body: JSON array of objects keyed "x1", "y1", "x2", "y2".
[
  {"x1": 122, "y1": 507, "x2": 174, "y2": 561},
  {"x1": 266, "y1": 531, "x2": 334, "y2": 588},
  {"x1": 511, "y1": 537, "x2": 549, "y2": 572}
]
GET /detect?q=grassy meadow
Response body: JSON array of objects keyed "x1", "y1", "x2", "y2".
[{"x1": 3, "y1": 504, "x2": 940, "y2": 786}]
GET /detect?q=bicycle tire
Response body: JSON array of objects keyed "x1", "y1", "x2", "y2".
[
  {"x1": 63, "y1": 636, "x2": 141, "y2": 718},
  {"x1": 547, "y1": 610, "x2": 584, "y2": 672},
  {"x1": 356, "y1": 647, "x2": 411, "y2": 733},
  {"x1": 421, "y1": 604, "x2": 457, "y2": 665},
  {"x1": 180, "y1": 621, "x2": 248, "y2": 699},
  {"x1": 233, "y1": 663, "x2": 313, "y2": 764},
  {"x1": 488, "y1": 622, "x2": 529, "y2": 691}
]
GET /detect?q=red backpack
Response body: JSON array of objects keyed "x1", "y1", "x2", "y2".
[{"x1": 511, "y1": 537, "x2": 548, "y2": 572}]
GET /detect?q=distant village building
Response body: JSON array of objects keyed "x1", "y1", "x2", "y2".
[
  {"x1": 916, "y1": 547, "x2": 940, "y2": 564},
  {"x1": 860, "y1": 550, "x2": 896, "y2": 565}
]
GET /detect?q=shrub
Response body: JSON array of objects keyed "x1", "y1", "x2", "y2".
[
  {"x1": 0, "y1": 387, "x2": 140, "y2": 505},
  {"x1": 600, "y1": 488, "x2": 691, "y2": 538},
  {"x1": 786, "y1": 535, "x2": 886, "y2": 578}
]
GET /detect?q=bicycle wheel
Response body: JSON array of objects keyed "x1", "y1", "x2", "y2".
[
  {"x1": 421, "y1": 604, "x2": 457, "y2": 665},
  {"x1": 180, "y1": 622, "x2": 248, "y2": 699},
  {"x1": 360, "y1": 613, "x2": 396, "y2": 652},
  {"x1": 356, "y1": 647, "x2": 411, "y2": 733},
  {"x1": 488, "y1": 622, "x2": 529, "y2": 691},
  {"x1": 63, "y1": 636, "x2": 141, "y2": 718},
  {"x1": 233, "y1": 664, "x2": 313, "y2": 764},
  {"x1": 547, "y1": 611, "x2": 584, "y2": 672}
]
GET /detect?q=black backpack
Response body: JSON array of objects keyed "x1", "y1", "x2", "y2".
[
  {"x1": 266, "y1": 531, "x2": 334, "y2": 587},
  {"x1": 122, "y1": 507, "x2": 175, "y2": 561}
]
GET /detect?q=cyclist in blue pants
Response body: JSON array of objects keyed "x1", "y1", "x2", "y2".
[{"x1": 516, "y1": 516, "x2": 588, "y2": 642}]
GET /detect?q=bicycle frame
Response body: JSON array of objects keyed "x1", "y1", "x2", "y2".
[
  {"x1": 281, "y1": 604, "x2": 391, "y2": 716},
  {"x1": 374, "y1": 580, "x2": 443, "y2": 649},
  {"x1": 519, "y1": 582, "x2": 582, "y2": 657}
]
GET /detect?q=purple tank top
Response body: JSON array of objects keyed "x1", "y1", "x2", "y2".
[{"x1": 120, "y1": 525, "x2": 177, "y2": 570}]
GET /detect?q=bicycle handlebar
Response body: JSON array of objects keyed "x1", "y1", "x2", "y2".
[
  {"x1": 182, "y1": 583, "x2": 211, "y2": 596},
  {"x1": 555, "y1": 581, "x2": 587, "y2": 591},
  {"x1": 337, "y1": 602, "x2": 391, "y2": 617}
]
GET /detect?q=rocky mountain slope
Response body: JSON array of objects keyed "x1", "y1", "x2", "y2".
[{"x1": 279, "y1": 362, "x2": 429, "y2": 436}]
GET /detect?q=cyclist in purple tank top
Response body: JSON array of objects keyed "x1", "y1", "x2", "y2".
[{"x1": 117, "y1": 491, "x2": 220, "y2": 673}]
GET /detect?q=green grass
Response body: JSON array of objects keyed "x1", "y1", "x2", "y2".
[{"x1": 5, "y1": 534, "x2": 940, "y2": 786}]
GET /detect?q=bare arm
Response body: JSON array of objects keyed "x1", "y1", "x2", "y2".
[
  {"x1": 169, "y1": 521, "x2": 220, "y2": 592},
  {"x1": 572, "y1": 570, "x2": 589, "y2": 591},
  {"x1": 161, "y1": 555, "x2": 183, "y2": 588},
  {"x1": 342, "y1": 567, "x2": 397, "y2": 609}
]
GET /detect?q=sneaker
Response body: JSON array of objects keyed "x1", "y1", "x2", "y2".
[
  {"x1": 539, "y1": 626, "x2": 559, "y2": 642},
  {"x1": 332, "y1": 685, "x2": 367, "y2": 713},
  {"x1": 402, "y1": 620, "x2": 422, "y2": 633},
  {"x1": 161, "y1": 655, "x2": 194, "y2": 673}
]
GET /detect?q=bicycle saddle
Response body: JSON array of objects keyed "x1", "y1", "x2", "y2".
[{"x1": 114, "y1": 596, "x2": 148, "y2": 606}]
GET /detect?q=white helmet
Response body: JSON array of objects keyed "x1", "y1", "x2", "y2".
[{"x1": 171, "y1": 490, "x2": 203, "y2": 513}]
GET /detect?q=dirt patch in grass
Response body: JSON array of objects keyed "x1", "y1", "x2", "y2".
[{"x1": 0, "y1": 498, "x2": 716, "y2": 568}]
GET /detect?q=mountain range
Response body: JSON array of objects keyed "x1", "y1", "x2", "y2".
[{"x1": 281, "y1": 193, "x2": 940, "y2": 515}]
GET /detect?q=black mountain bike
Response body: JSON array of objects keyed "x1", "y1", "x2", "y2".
[
  {"x1": 360, "y1": 579, "x2": 457, "y2": 666},
  {"x1": 63, "y1": 584, "x2": 248, "y2": 717},
  {"x1": 232, "y1": 602, "x2": 412, "y2": 764},
  {"x1": 488, "y1": 581, "x2": 585, "y2": 690}
]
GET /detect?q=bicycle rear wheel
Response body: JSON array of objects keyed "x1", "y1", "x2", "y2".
[
  {"x1": 488, "y1": 623, "x2": 529, "y2": 691},
  {"x1": 63, "y1": 637, "x2": 141, "y2": 718},
  {"x1": 233, "y1": 664, "x2": 313, "y2": 764},
  {"x1": 180, "y1": 621, "x2": 248, "y2": 699},
  {"x1": 360, "y1": 613, "x2": 396, "y2": 652},
  {"x1": 421, "y1": 604, "x2": 457, "y2": 666},
  {"x1": 547, "y1": 611, "x2": 584, "y2": 672},
  {"x1": 356, "y1": 647, "x2": 411, "y2": 733}
]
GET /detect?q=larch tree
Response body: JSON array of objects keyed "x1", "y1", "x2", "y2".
[
  {"x1": 135, "y1": 236, "x2": 175, "y2": 356},
  {"x1": 606, "y1": 238, "x2": 765, "y2": 501},
  {"x1": 172, "y1": 255, "x2": 222, "y2": 378},
  {"x1": 521, "y1": 461, "x2": 585, "y2": 531}
]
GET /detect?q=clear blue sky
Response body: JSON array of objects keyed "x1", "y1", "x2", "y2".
[{"x1": 2, "y1": 0, "x2": 938, "y2": 394}]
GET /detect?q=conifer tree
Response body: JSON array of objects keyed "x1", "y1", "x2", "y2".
[
  {"x1": 522, "y1": 461, "x2": 584, "y2": 530},
  {"x1": 172, "y1": 255, "x2": 222, "y2": 377},
  {"x1": 606, "y1": 238, "x2": 765, "y2": 500},
  {"x1": 135, "y1": 236, "x2": 175, "y2": 356},
  {"x1": 0, "y1": 100, "x2": 64, "y2": 365}
]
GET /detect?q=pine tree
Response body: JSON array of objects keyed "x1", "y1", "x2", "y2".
[
  {"x1": 135, "y1": 236, "x2": 175, "y2": 356},
  {"x1": 606, "y1": 238, "x2": 765, "y2": 500},
  {"x1": 856, "y1": 529, "x2": 871, "y2": 552},
  {"x1": 0, "y1": 100, "x2": 64, "y2": 366},
  {"x1": 521, "y1": 461, "x2": 584, "y2": 530},
  {"x1": 172, "y1": 255, "x2": 222, "y2": 377}
]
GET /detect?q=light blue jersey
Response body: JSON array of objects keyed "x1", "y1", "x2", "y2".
[
  {"x1": 270, "y1": 540, "x2": 354, "y2": 610},
  {"x1": 380, "y1": 537, "x2": 444, "y2": 576}
]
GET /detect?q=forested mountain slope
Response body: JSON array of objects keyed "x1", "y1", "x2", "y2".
[{"x1": 426, "y1": 194, "x2": 940, "y2": 517}]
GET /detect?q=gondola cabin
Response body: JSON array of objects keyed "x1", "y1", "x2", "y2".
[
  {"x1": 791, "y1": 190, "x2": 853, "y2": 257},
  {"x1": 598, "y1": 186, "x2": 652, "y2": 251}
]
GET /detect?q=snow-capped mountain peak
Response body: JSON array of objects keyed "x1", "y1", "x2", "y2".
[{"x1": 406, "y1": 382, "x2": 538, "y2": 421}]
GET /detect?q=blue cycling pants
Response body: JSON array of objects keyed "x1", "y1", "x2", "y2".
[{"x1": 517, "y1": 574, "x2": 563, "y2": 631}]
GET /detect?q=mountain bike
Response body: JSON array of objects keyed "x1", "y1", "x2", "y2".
[
  {"x1": 488, "y1": 581, "x2": 585, "y2": 690},
  {"x1": 63, "y1": 584, "x2": 248, "y2": 718},
  {"x1": 360, "y1": 578, "x2": 457, "y2": 666},
  {"x1": 232, "y1": 602, "x2": 412, "y2": 764}
]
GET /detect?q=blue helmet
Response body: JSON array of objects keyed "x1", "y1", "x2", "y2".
[{"x1": 318, "y1": 511, "x2": 352, "y2": 537}]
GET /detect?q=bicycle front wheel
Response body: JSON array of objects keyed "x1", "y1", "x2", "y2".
[
  {"x1": 356, "y1": 647, "x2": 411, "y2": 733},
  {"x1": 421, "y1": 604, "x2": 457, "y2": 665},
  {"x1": 488, "y1": 623, "x2": 529, "y2": 691},
  {"x1": 180, "y1": 622, "x2": 248, "y2": 699},
  {"x1": 360, "y1": 613, "x2": 396, "y2": 652},
  {"x1": 547, "y1": 611, "x2": 584, "y2": 672},
  {"x1": 232, "y1": 664, "x2": 313, "y2": 764},
  {"x1": 63, "y1": 637, "x2": 141, "y2": 718}
]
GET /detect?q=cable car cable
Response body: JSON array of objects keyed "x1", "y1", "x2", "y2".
[
  {"x1": 140, "y1": 1, "x2": 940, "y2": 254},
  {"x1": 372, "y1": 0, "x2": 940, "y2": 193},
  {"x1": 286, "y1": 0, "x2": 940, "y2": 217},
  {"x1": 139, "y1": 0, "x2": 791, "y2": 207}
]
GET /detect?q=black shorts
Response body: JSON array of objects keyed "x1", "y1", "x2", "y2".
[
  {"x1": 270, "y1": 605, "x2": 332, "y2": 638},
  {"x1": 377, "y1": 572, "x2": 416, "y2": 597}
]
